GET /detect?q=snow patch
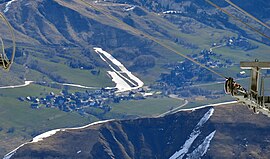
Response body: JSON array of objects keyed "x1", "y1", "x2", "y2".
[
  {"x1": 163, "y1": 10, "x2": 182, "y2": 14},
  {"x1": 66, "y1": 119, "x2": 113, "y2": 130},
  {"x1": 186, "y1": 130, "x2": 216, "y2": 159},
  {"x1": 143, "y1": 92, "x2": 153, "y2": 97},
  {"x1": 4, "y1": 0, "x2": 17, "y2": 13},
  {"x1": 0, "y1": 81, "x2": 99, "y2": 90},
  {"x1": 32, "y1": 129, "x2": 61, "y2": 143},
  {"x1": 0, "y1": 81, "x2": 33, "y2": 89},
  {"x1": 169, "y1": 133, "x2": 201, "y2": 159},
  {"x1": 196, "y1": 108, "x2": 214, "y2": 128},
  {"x1": 3, "y1": 143, "x2": 24, "y2": 159},
  {"x1": 4, "y1": 119, "x2": 113, "y2": 159},
  {"x1": 94, "y1": 47, "x2": 144, "y2": 92},
  {"x1": 169, "y1": 108, "x2": 214, "y2": 159},
  {"x1": 180, "y1": 101, "x2": 237, "y2": 112},
  {"x1": 107, "y1": 71, "x2": 132, "y2": 92},
  {"x1": 125, "y1": 6, "x2": 136, "y2": 11}
]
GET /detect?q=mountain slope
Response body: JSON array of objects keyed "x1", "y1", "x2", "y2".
[
  {"x1": 1, "y1": 0, "x2": 270, "y2": 158},
  {"x1": 1, "y1": 0, "x2": 270, "y2": 86},
  {"x1": 5, "y1": 104, "x2": 270, "y2": 159},
  {"x1": 0, "y1": 0, "x2": 184, "y2": 85}
]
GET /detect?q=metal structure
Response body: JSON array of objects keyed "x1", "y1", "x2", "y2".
[
  {"x1": 0, "y1": 12, "x2": 16, "y2": 71},
  {"x1": 225, "y1": 60, "x2": 270, "y2": 116}
]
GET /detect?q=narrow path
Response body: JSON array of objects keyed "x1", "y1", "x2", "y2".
[
  {"x1": 0, "y1": 81, "x2": 98, "y2": 89},
  {"x1": 158, "y1": 99, "x2": 238, "y2": 117},
  {"x1": 157, "y1": 94, "x2": 189, "y2": 117},
  {"x1": 0, "y1": 81, "x2": 33, "y2": 89}
]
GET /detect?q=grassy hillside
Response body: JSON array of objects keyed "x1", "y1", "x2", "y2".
[
  {"x1": 0, "y1": 84, "x2": 98, "y2": 155},
  {"x1": 0, "y1": 0, "x2": 270, "y2": 156}
]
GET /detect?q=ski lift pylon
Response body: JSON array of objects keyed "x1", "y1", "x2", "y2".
[{"x1": 225, "y1": 60, "x2": 270, "y2": 116}]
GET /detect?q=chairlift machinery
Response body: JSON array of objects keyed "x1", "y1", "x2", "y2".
[
  {"x1": 204, "y1": 0, "x2": 270, "y2": 117},
  {"x1": 225, "y1": 60, "x2": 270, "y2": 116}
]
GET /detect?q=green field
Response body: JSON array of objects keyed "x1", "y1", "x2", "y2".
[
  {"x1": 0, "y1": 83, "x2": 187, "y2": 155},
  {"x1": 0, "y1": 84, "x2": 98, "y2": 155},
  {"x1": 109, "y1": 97, "x2": 185, "y2": 117},
  {"x1": 25, "y1": 52, "x2": 114, "y2": 88},
  {"x1": 182, "y1": 95, "x2": 235, "y2": 110}
]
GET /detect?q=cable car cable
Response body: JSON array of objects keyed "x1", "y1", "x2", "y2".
[
  {"x1": 0, "y1": 12, "x2": 16, "y2": 71},
  {"x1": 225, "y1": 0, "x2": 270, "y2": 31},
  {"x1": 77, "y1": 0, "x2": 227, "y2": 79},
  {"x1": 205, "y1": 0, "x2": 270, "y2": 41}
]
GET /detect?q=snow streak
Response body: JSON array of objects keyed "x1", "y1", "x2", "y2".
[
  {"x1": 186, "y1": 130, "x2": 216, "y2": 159},
  {"x1": 0, "y1": 81, "x2": 33, "y2": 89},
  {"x1": 3, "y1": 120, "x2": 113, "y2": 159},
  {"x1": 125, "y1": 6, "x2": 136, "y2": 11},
  {"x1": 94, "y1": 47, "x2": 144, "y2": 92},
  {"x1": 163, "y1": 10, "x2": 182, "y2": 14},
  {"x1": 169, "y1": 108, "x2": 214, "y2": 159},
  {"x1": 4, "y1": 0, "x2": 17, "y2": 13}
]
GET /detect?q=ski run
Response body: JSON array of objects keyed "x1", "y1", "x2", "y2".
[{"x1": 94, "y1": 47, "x2": 144, "y2": 92}]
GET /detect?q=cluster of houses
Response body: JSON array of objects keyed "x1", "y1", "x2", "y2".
[
  {"x1": 197, "y1": 49, "x2": 233, "y2": 68},
  {"x1": 154, "y1": 48, "x2": 234, "y2": 96},
  {"x1": 212, "y1": 36, "x2": 259, "y2": 51},
  {"x1": 19, "y1": 87, "x2": 152, "y2": 116},
  {"x1": 154, "y1": 36, "x2": 258, "y2": 97}
]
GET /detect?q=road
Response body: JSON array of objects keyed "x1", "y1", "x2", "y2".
[
  {"x1": 157, "y1": 94, "x2": 189, "y2": 117},
  {"x1": 0, "y1": 81, "x2": 33, "y2": 89},
  {"x1": 0, "y1": 81, "x2": 98, "y2": 90}
]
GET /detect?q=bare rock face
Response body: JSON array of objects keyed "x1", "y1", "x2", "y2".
[
  {"x1": 1, "y1": 0, "x2": 147, "y2": 47},
  {"x1": 6, "y1": 104, "x2": 270, "y2": 159}
]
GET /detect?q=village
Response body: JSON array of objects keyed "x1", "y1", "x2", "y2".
[
  {"x1": 18, "y1": 87, "x2": 154, "y2": 116},
  {"x1": 157, "y1": 36, "x2": 257, "y2": 88},
  {"x1": 17, "y1": 37, "x2": 257, "y2": 116}
]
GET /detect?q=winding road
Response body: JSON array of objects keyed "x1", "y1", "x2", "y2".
[
  {"x1": 0, "y1": 81, "x2": 98, "y2": 90},
  {"x1": 0, "y1": 81, "x2": 33, "y2": 89},
  {"x1": 157, "y1": 94, "x2": 189, "y2": 117}
]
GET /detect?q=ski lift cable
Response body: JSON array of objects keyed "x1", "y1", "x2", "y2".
[
  {"x1": 225, "y1": 0, "x2": 270, "y2": 31},
  {"x1": 0, "y1": 12, "x2": 16, "y2": 71},
  {"x1": 77, "y1": 0, "x2": 227, "y2": 79},
  {"x1": 0, "y1": 37, "x2": 8, "y2": 68},
  {"x1": 75, "y1": 0, "x2": 270, "y2": 117},
  {"x1": 205, "y1": 0, "x2": 270, "y2": 41}
]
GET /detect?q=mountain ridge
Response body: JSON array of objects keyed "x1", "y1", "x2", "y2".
[
  {"x1": 5, "y1": 103, "x2": 270, "y2": 159},
  {"x1": 1, "y1": 0, "x2": 270, "y2": 158}
]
